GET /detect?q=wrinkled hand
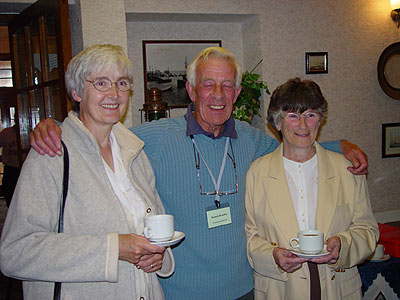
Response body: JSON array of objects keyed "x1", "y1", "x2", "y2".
[
  {"x1": 311, "y1": 236, "x2": 341, "y2": 265},
  {"x1": 119, "y1": 234, "x2": 165, "y2": 273},
  {"x1": 136, "y1": 253, "x2": 164, "y2": 273},
  {"x1": 340, "y1": 140, "x2": 368, "y2": 175},
  {"x1": 29, "y1": 118, "x2": 62, "y2": 157},
  {"x1": 273, "y1": 247, "x2": 307, "y2": 273}
]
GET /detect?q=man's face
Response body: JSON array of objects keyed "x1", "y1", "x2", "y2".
[{"x1": 186, "y1": 57, "x2": 241, "y2": 137}]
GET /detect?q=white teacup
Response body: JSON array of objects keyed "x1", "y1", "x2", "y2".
[
  {"x1": 289, "y1": 230, "x2": 324, "y2": 254},
  {"x1": 369, "y1": 244, "x2": 385, "y2": 260},
  {"x1": 144, "y1": 214, "x2": 174, "y2": 242}
]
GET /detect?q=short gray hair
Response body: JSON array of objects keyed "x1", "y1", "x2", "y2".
[
  {"x1": 186, "y1": 47, "x2": 242, "y2": 89},
  {"x1": 65, "y1": 44, "x2": 133, "y2": 112}
]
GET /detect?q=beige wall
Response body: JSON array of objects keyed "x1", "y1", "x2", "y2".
[{"x1": 12, "y1": 0, "x2": 400, "y2": 212}]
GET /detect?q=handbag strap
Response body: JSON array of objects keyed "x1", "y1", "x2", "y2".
[
  {"x1": 54, "y1": 141, "x2": 69, "y2": 300},
  {"x1": 57, "y1": 141, "x2": 69, "y2": 234}
]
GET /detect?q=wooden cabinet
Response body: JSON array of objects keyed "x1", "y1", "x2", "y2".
[{"x1": 8, "y1": 0, "x2": 71, "y2": 160}]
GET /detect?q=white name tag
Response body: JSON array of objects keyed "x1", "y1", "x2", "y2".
[{"x1": 206, "y1": 204, "x2": 232, "y2": 229}]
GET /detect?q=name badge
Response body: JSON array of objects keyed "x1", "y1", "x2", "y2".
[{"x1": 206, "y1": 203, "x2": 232, "y2": 229}]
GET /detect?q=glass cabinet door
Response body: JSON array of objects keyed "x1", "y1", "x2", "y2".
[{"x1": 9, "y1": 0, "x2": 71, "y2": 159}]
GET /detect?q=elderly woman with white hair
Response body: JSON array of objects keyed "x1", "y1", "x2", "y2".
[{"x1": 0, "y1": 44, "x2": 174, "y2": 300}]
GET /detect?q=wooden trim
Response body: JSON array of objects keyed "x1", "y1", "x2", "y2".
[
  {"x1": 56, "y1": 0, "x2": 72, "y2": 113},
  {"x1": 377, "y1": 42, "x2": 400, "y2": 100},
  {"x1": 0, "y1": 53, "x2": 11, "y2": 60},
  {"x1": 11, "y1": 33, "x2": 20, "y2": 88},
  {"x1": 0, "y1": 14, "x2": 18, "y2": 26},
  {"x1": 38, "y1": 16, "x2": 49, "y2": 83},
  {"x1": 24, "y1": 26, "x2": 33, "y2": 87}
]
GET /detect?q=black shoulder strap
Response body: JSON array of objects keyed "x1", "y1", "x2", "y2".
[
  {"x1": 57, "y1": 141, "x2": 69, "y2": 234},
  {"x1": 54, "y1": 141, "x2": 69, "y2": 300}
]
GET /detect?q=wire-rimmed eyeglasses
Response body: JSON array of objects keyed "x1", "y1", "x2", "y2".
[
  {"x1": 280, "y1": 111, "x2": 321, "y2": 125},
  {"x1": 86, "y1": 77, "x2": 133, "y2": 92},
  {"x1": 192, "y1": 139, "x2": 238, "y2": 196}
]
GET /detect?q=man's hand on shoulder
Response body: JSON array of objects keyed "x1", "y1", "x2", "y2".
[
  {"x1": 340, "y1": 140, "x2": 368, "y2": 175},
  {"x1": 30, "y1": 118, "x2": 62, "y2": 157}
]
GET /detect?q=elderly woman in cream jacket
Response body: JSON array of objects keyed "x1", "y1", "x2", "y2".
[
  {"x1": 245, "y1": 78, "x2": 378, "y2": 300},
  {"x1": 0, "y1": 45, "x2": 174, "y2": 300}
]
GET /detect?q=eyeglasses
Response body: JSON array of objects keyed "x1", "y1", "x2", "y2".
[
  {"x1": 280, "y1": 111, "x2": 320, "y2": 124},
  {"x1": 86, "y1": 77, "x2": 132, "y2": 92},
  {"x1": 192, "y1": 140, "x2": 238, "y2": 196}
]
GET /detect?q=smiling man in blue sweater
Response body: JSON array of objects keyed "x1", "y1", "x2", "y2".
[{"x1": 30, "y1": 47, "x2": 367, "y2": 300}]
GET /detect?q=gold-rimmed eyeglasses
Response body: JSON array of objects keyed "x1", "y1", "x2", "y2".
[{"x1": 86, "y1": 77, "x2": 133, "y2": 92}]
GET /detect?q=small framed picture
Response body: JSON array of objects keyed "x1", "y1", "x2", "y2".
[
  {"x1": 382, "y1": 123, "x2": 400, "y2": 158},
  {"x1": 305, "y1": 52, "x2": 328, "y2": 74}
]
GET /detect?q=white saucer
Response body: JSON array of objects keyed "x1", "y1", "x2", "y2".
[
  {"x1": 151, "y1": 231, "x2": 185, "y2": 247},
  {"x1": 290, "y1": 245, "x2": 331, "y2": 259},
  {"x1": 369, "y1": 254, "x2": 390, "y2": 262}
]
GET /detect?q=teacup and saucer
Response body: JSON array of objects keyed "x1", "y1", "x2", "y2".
[
  {"x1": 144, "y1": 214, "x2": 185, "y2": 247},
  {"x1": 289, "y1": 229, "x2": 330, "y2": 258},
  {"x1": 368, "y1": 244, "x2": 390, "y2": 262}
]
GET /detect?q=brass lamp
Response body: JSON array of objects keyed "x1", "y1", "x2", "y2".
[
  {"x1": 140, "y1": 88, "x2": 170, "y2": 122},
  {"x1": 391, "y1": 0, "x2": 400, "y2": 28}
]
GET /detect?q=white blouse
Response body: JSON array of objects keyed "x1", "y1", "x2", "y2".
[
  {"x1": 283, "y1": 154, "x2": 318, "y2": 231},
  {"x1": 103, "y1": 131, "x2": 146, "y2": 228}
]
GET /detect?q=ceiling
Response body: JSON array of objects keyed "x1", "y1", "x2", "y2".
[{"x1": 0, "y1": 2, "x2": 31, "y2": 24}]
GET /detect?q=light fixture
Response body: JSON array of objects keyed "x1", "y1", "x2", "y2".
[
  {"x1": 140, "y1": 88, "x2": 170, "y2": 122},
  {"x1": 391, "y1": 0, "x2": 400, "y2": 28}
]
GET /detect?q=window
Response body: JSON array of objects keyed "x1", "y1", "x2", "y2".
[
  {"x1": 9, "y1": 107, "x2": 15, "y2": 126},
  {"x1": 0, "y1": 60, "x2": 12, "y2": 87}
]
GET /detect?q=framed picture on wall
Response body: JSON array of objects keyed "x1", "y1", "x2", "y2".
[
  {"x1": 382, "y1": 122, "x2": 400, "y2": 158},
  {"x1": 305, "y1": 52, "x2": 328, "y2": 74},
  {"x1": 142, "y1": 40, "x2": 222, "y2": 108}
]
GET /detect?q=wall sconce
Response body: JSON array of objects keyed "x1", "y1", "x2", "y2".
[{"x1": 391, "y1": 0, "x2": 400, "y2": 28}]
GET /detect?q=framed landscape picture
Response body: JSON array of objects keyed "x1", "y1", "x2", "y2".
[
  {"x1": 305, "y1": 52, "x2": 328, "y2": 74},
  {"x1": 142, "y1": 40, "x2": 222, "y2": 108},
  {"x1": 382, "y1": 122, "x2": 400, "y2": 158}
]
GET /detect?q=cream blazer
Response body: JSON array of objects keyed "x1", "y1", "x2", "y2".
[{"x1": 245, "y1": 143, "x2": 379, "y2": 300}]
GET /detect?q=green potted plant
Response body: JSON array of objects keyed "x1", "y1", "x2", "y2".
[{"x1": 232, "y1": 60, "x2": 270, "y2": 124}]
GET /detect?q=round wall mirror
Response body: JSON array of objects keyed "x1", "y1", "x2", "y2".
[{"x1": 377, "y1": 42, "x2": 400, "y2": 100}]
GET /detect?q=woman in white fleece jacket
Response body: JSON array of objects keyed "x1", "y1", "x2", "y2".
[{"x1": 0, "y1": 44, "x2": 174, "y2": 300}]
